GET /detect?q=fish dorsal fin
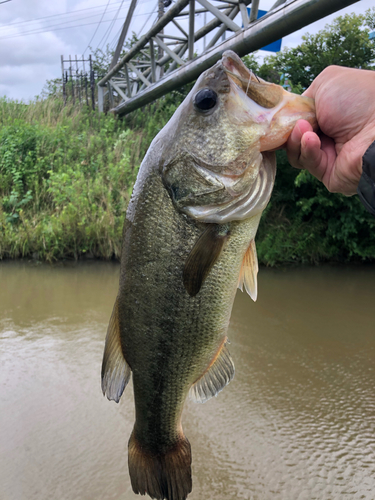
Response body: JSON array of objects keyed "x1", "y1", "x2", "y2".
[
  {"x1": 101, "y1": 299, "x2": 131, "y2": 403},
  {"x1": 183, "y1": 224, "x2": 230, "y2": 297},
  {"x1": 237, "y1": 239, "x2": 258, "y2": 301},
  {"x1": 189, "y1": 340, "x2": 235, "y2": 404}
]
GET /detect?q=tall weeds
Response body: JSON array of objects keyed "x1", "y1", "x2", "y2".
[{"x1": 0, "y1": 96, "x2": 178, "y2": 261}]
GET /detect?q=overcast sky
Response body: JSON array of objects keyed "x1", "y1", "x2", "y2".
[{"x1": 0, "y1": 0, "x2": 373, "y2": 101}]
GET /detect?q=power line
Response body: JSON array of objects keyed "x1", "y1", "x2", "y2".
[
  {"x1": 0, "y1": 5, "x2": 129, "y2": 37},
  {"x1": 98, "y1": 0, "x2": 126, "y2": 50},
  {"x1": 0, "y1": 11, "x2": 156, "y2": 41},
  {"x1": 0, "y1": 1, "x2": 128, "y2": 29},
  {"x1": 83, "y1": 0, "x2": 110, "y2": 55},
  {"x1": 137, "y1": 3, "x2": 158, "y2": 37},
  {"x1": 109, "y1": 24, "x2": 124, "y2": 51}
]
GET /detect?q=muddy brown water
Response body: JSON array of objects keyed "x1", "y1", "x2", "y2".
[{"x1": 1, "y1": 261, "x2": 375, "y2": 500}]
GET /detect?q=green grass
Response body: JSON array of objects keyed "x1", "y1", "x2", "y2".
[{"x1": 1, "y1": 95, "x2": 374, "y2": 265}]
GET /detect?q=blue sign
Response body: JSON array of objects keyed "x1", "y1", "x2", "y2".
[{"x1": 246, "y1": 8, "x2": 282, "y2": 52}]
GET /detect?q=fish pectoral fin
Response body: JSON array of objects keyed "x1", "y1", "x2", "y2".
[
  {"x1": 189, "y1": 340, "x2": 235, "y2": 404},
  {"x1": 101, "y1": 299, "x2": 131, "y2": 403},
  {"x1": 237, "y1": 239, "x2": 259, "y2": 302},
  {"x1": 183, "y1": 224, "x2": 230, "y2": 297}
]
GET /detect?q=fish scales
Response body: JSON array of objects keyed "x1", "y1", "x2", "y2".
[
  {"x1": 119, "y1": 169, "x2": 255, "y2": 441},
  {"x1": 101, "y1": 50, "x2": 316, "y2": 500}
]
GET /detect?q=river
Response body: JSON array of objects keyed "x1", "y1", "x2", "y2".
[{"x1": 1, "y1": 261, "x2": 375, "y2": 500}]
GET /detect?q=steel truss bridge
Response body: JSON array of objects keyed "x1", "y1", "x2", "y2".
[{"x1": 97, "y1": 0, "x2": 359, "y2": 116}]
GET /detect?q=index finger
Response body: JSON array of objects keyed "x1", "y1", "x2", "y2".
[{"x1": 286, "y1": 120, "x2": 314, "y2": 169}]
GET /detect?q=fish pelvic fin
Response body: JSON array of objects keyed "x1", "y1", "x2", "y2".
[
  {"x1": 237, "y1": 239, "x2": 258, "y2": 302},
  {"x1": 183, "y1": 223, "x2": 230, "y2": 297},
  {"x1": 189, "y1": 340, "x2": 234, "y2": 404},
  {"x1": 101, "y1": 299, "x2": 131, "y2": 403},
  {"x1": 128, "y1": 432, "x2": 192, "y2": 500}
]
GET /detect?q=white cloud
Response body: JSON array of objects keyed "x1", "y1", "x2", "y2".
[
  {"x1": 0, "y1": 63, "x2": 56, "y2": 100},
  {"x1": 0, "y1": 0, "x2": 373, "y2": 100},
  {"x1": 0, "y1": 31, "x2": 73, "y2": 66}
]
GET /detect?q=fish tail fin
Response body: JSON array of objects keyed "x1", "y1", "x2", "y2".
[{"x1": 128, "y1": 431, "x2": 192, "y2": 500}]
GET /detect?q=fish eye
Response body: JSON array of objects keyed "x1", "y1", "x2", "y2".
[{"x1": 193, "y1": 88, "x2": 217, "y2": 112}]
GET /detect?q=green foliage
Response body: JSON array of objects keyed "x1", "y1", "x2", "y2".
[
  {"x1": 0, "y1": 97, "x2": 151, "y2": 261},
  {"x1": 241, "y1": 53, "x2": 260, "y2": 74},
  {"x1": 243, "y1": 10, "x2": 375, "y2": 88},
  {"x1": 256, "y1": 151, "x2": 375, "y2": 265}
]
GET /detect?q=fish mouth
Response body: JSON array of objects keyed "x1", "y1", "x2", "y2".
[
  {"x1": 221, "y1": 50, "x2": 316, "y2": 151},
  {"x1": 221, "y1": 50, "x2": 284, "y2": 109}
]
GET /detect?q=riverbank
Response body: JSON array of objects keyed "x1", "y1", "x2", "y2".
[{"x1": 1, "y1": 96, "x2": 374, "y2": 265}]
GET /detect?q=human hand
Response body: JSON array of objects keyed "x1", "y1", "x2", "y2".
[{"x1": 286, "y1": 66, "x2": 375, "y2": 195}]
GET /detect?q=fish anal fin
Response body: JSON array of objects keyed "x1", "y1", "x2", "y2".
[
  {"x1": 183, "y1": 224, "x2": 230, "y2": 297},
  {"x1": 101, "y1": 299, "x2": 131, "y2": 403},
  {"x1": 237, "y1": 239, "x2": 258, "y2": 302},
  {"x1": 128, "y1": 432, "x2": 192, "y2": 500},
  {"x1": 189, "y1": 340, "x2": 235, "y2": 404}
]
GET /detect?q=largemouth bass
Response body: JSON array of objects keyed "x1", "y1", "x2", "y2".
[{"x1": 101, "y1": 50, "x2": 315, "y2": 500}]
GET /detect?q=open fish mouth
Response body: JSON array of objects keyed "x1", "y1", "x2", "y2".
[{"x1": 220, "y1": 50, "x2": 316, "y2": 151}]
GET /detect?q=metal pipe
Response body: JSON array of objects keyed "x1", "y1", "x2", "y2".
[
  {"x1": 124, "y1": 64, "x2": 132, "y2": 97},
  {"x1": 239, "y1": 2, "x2": 249, "y2": 28},
  {"x1": 270, "y1": 0, "x2": 288, "y2": 10},
  {"x1": 188, "y1": 0, "x2": 195, "y2": 60},
  {"x1": 176, "y1": 4, "x2": 233, "y2": 15},
  {"x1": 193, "y1": 1, "x2": 249, "y2": 42},
  {"x1": 157, "y1": 33, "x2": 187, "y2": 41},
  {"x1": 172, "y1": 18, "x2": 188, "y2": 38},
  {"x1": 127, "y1": 62, "x2": 152, "y2": 86},
  {"x1": 153, "y1": 2, "x2": 246, "y2": 70},
  {"x1": 195, "y1": 0, "x2": 240, "y2": 31},
  {"x1": 153, "y1": 36, "x2": 185, "y2": 64},
  {"x1": 114, "y1": 0, "x2": 360, "y2": 116},
  {"x1": 205, "y1": 5, "x2": 239, "y2": 50},
  {"x1": 150, "y1": 39, "x2": 157, "y2": 82},
  {"x1": 98, "y1": 0, "x2": 190, "y2": 87},
  {"x1": 249, "y1": 0, "x2": 260, "y2": 22},
  {"x1": 98, "y1": 85, "x2": 104, "y2": 112},
  {"x1": 166, "y1": 43, "x2": 188, "y2": 75},
  {"x1": 110, "y1": 0, "x2": 138, "y2": 70}
]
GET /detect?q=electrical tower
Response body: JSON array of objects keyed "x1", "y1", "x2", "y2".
[{"x1": 97, "y1": 0, "x2": 360, "y2": 116}]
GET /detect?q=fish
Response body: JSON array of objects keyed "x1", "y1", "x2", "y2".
[{"x1": 101, "y1": 50, "x2": 316, "y2": 500}]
